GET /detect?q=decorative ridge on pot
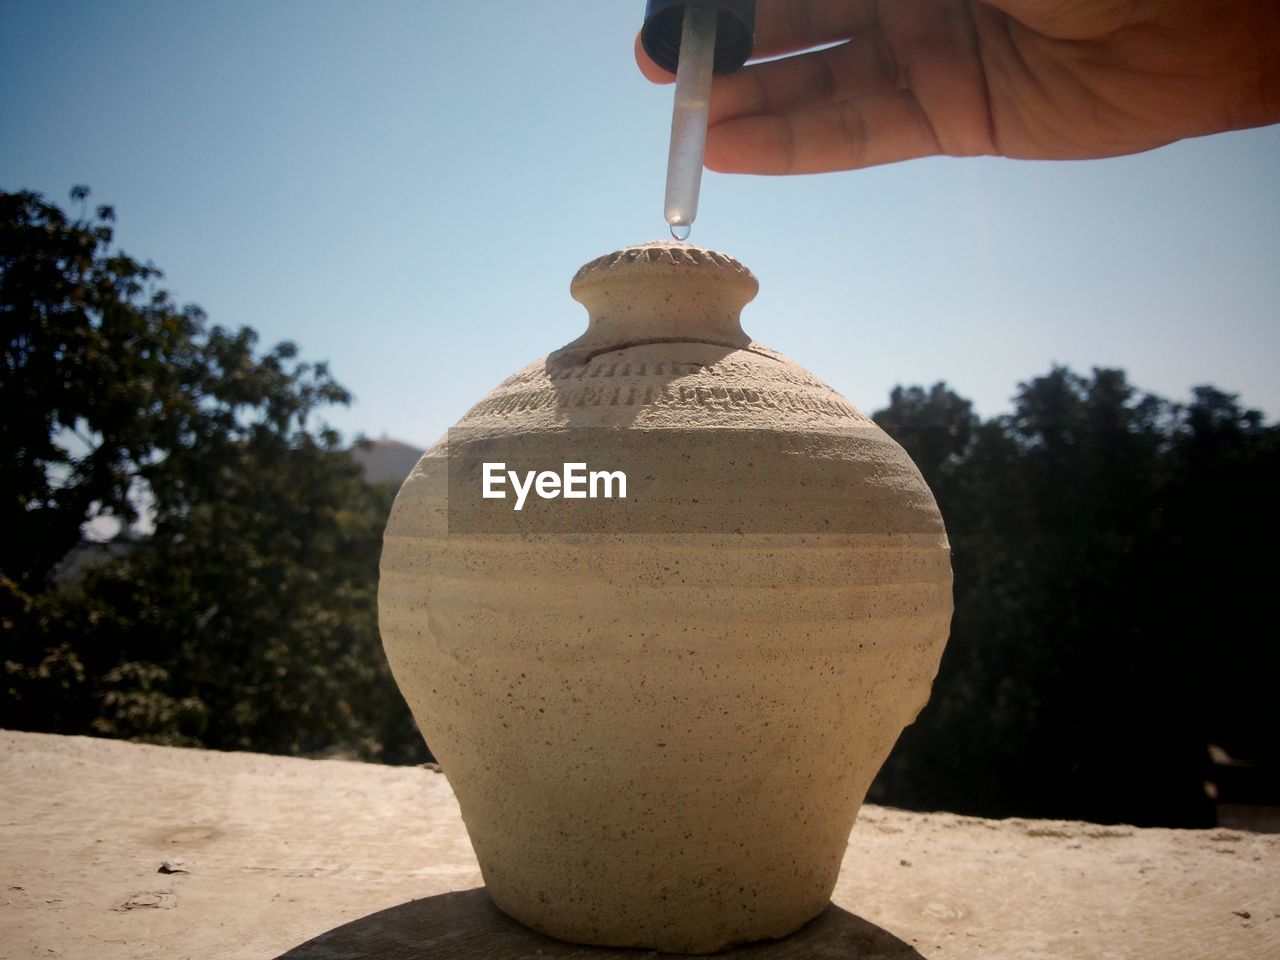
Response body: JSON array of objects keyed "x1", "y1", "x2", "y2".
[
  {"x1": 553, "y1": 241, "x2": 759, "y2": 368},
  {"x1": 570, "y1": 240, "x2": 757, "y2": 287}
]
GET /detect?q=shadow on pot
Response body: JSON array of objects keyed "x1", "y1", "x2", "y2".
[{"x1": 275, "y1": 887, "x2": 927, "y2": 959}]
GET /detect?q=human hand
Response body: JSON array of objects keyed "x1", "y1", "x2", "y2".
[{"x1": 636, "y1": 0, "x2": 1280, "y2": 174}]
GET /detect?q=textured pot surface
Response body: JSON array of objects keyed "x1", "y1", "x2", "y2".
[{"x1": 379, "y1": 242, "x2": 953, "y2": 953}]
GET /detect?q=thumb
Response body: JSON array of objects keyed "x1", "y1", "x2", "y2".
[{"x1": 635, "y1": 31, "x2": 676, "y2": 84}]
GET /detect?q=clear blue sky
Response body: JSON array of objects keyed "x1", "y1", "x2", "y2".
[{"x1": 3, "y1": 0, "x2": 1278, "y2": 449}]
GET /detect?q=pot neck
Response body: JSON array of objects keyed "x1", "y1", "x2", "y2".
[{"x1": 549, "y1": 242, "x2": 758, "y2": 368}]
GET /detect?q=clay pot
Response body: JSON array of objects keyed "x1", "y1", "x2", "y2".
[{"x1": 379, "y1": 242, "x2": 952, "y2": 953}]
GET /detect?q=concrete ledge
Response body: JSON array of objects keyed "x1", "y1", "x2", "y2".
[{"x1": 0, "y1": 730, "x2": 1275, "y2": 958}]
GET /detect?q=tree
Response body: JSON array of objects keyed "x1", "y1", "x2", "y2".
[
  {"x1": 1, "y1": 187, "x2": 425, "y2": 762},
  {"x1": 871, "y1": 368, "x2": 1275, "y2": 827},
  {"x1": 872, "y1": 382, "x2": 978, "y2": 487},
  {"x1": 1167, "y1": 386, "x2": 1280, "y2": 775}
]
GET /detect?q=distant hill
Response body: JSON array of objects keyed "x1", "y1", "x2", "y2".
[{"x1": 351, "y1": 437, "x2": 424, "y2": 487}]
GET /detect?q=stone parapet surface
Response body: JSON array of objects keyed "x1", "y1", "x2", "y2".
[{"x1": 0, "y1": 730, "x2": 1275, "y2": 959}]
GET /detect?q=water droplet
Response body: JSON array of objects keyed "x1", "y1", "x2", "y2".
[{"x1": 669, "y1": 223, "x2": 692, "y2": 242}]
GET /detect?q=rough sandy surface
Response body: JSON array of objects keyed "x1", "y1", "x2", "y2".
[{"x1": 1, "y1": 729, "x2": 1276, "y2": 959}]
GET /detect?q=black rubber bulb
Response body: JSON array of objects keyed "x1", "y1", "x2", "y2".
[{"x1": 641, "y1": 0, "x2": 756, "y2": 75}]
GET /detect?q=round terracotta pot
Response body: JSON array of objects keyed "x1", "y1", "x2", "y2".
[{"x1": 379, "y1": 242, "x2": 952, "y2": 953}]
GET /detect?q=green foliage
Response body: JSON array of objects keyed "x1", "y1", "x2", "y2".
[
  {"x1": 871, "y1": 369, "x2": 1279, "y2": 827},
  {"x1": 1, "y1": 187, "x2": 426, "y2": 763}
]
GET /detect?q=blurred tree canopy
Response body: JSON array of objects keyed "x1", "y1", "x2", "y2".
[
  {"x1": 1, "y1": 187, "x2": 425, "y2": 762},
  {"x1": 870, "y1": 371, "x2": 1280, "y2": 827}
]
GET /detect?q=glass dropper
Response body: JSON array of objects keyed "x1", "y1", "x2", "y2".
[{"x1": 664, "y1": 0, "x2": 718, "y2": 241}]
